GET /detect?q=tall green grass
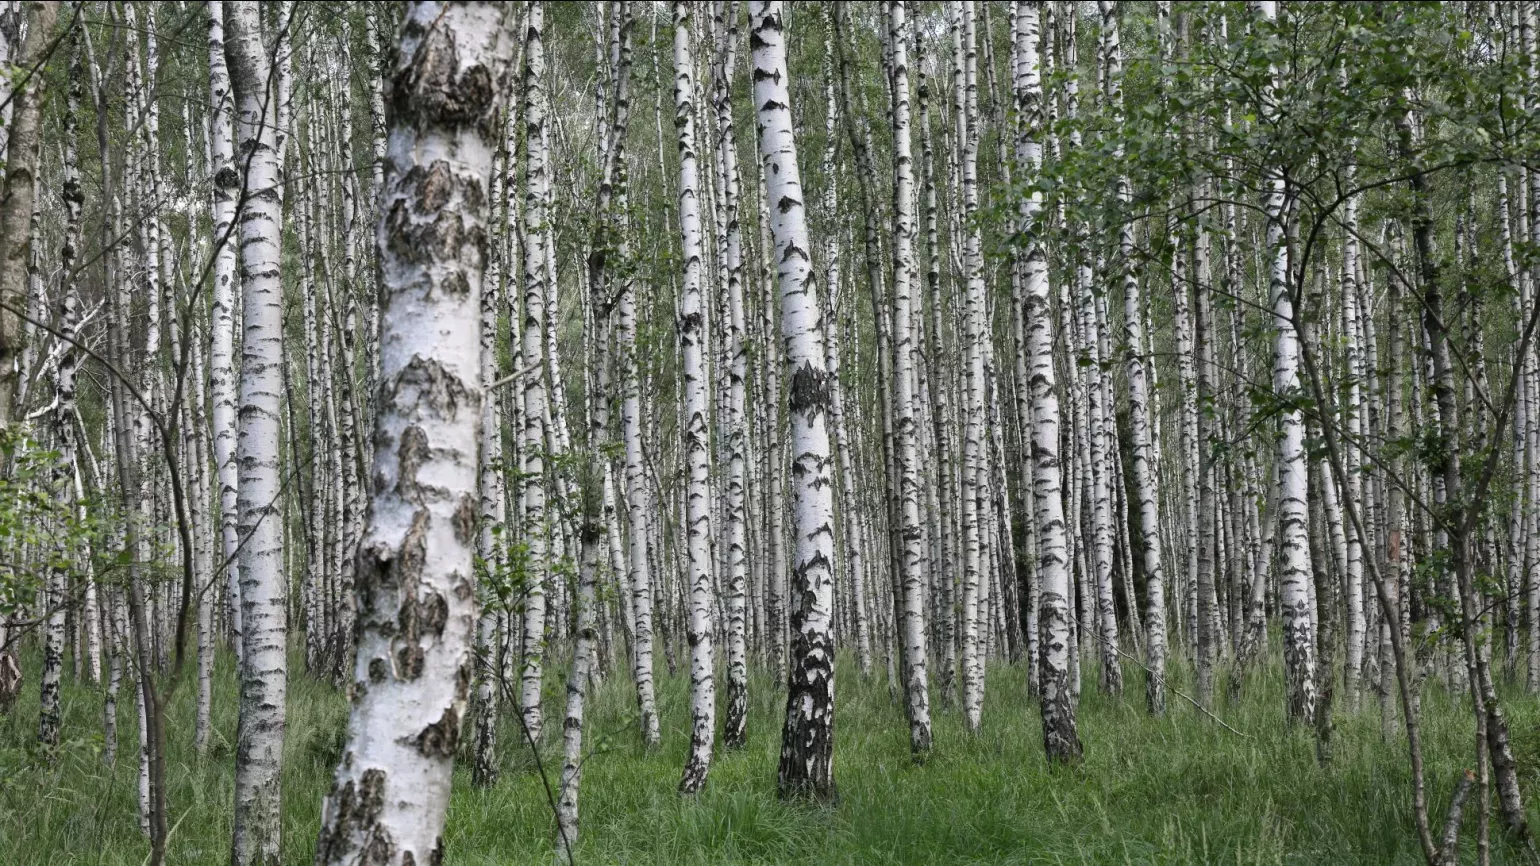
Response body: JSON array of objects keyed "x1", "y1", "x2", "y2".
[{"x1": 1, "y1": 641, "x2": 1535, "y2": 863}]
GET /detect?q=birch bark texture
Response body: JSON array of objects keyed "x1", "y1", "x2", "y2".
[
  {"x1": 1015, "y1": 0, "x2": 1081, "y2": 765},
  {"x1": 207, "y1": 0, "x2": 243, "y2": 665},
  {"x1": 1252, "y1": 0, "x2": 1317, "y2": 724},
  {"x1": 886, "y1": 0, "x2": 933, "y2": 757},
  {"x1": 470, "y1": 135, "x2": 506, "y2": 788},
  {"x1": 0, "y1": 0, "x2": 53, "y2": 427},
  {"x1": 749, "y1": 0, "x2": 839, "y2": 802},
  {"x1": 314, "y1": 4, "x2": 511, "y2": 864},
  {"x1": 225, "y1": 2, "x2": 288, "y2": 861},
  {"x1": 955, "y1": 0, "x2": 994, "y2": 727},
  {"x1": 519, "y1": 0, "x2": 552, "y2": 744},
  {"x1": 1099, "y1": 0, "x2": 1167, "y2": 716},
  {"x1": 618, "y1": 91, "x2": 661, "y2": 746},
  {"x1": 556, "y1": 523, "x2": 601, "y2": 849},
  {"x1": 674, "y1": 1, "x2": 717, "y2": 795},
  {"x1": 712, "y1": 0, "x2": 752, "y2": 752},
  {"x1": 40, "y1": 24, "x2": 86, "y2": 751}
]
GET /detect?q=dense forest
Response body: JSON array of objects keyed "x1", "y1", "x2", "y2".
[{"x1": 2, "y1": 1, "x2": 1540, "y2": 863}]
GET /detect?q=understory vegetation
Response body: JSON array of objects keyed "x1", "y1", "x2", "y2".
[{"x1": 3, "y1": 643, "x2": 1535, "y2": 864}]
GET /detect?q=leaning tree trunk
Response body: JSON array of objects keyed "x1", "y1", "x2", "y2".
[
  {"x1": 226, "y1": 2, "x2": 289, "y2": 861},
  {"x1": 39, "y1": 21, "x2": 84, "y2": 753},
  {"x1": 751, "y1": 0, "x2": 839, "y2": 802},
  {"x1": 1399, "y1": 95, "x2": 1533, "y2": 845},
  {"x1": 103, "y1": 181, "x2": 169, "y2": 866},
  {"x1": 314, "y1": 4, "x2": 511, "y2": 864},
  {"x1": 674, "y1": 2, "x2": 718, "y2": 795}
]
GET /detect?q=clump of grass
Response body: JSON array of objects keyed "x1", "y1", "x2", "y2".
[{"x1": 0, "y1": 639, "x2": 1534, "y2": 864}]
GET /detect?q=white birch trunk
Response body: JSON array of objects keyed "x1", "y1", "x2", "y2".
[
  {"x1": 618, "y1": 166, "x2": 660, "y2": 747},
  {"x1": 887, "y1": 0, "x2": 932, "y2": 756},
  {"x1": 226, "y1": 3, "x2": 288, "y2": 860},
  {"x1": 1099, "y1": 0, "x2": 1165, "y2": 713},
  {"x1": 556, "y1": 522, "x2": 601, "y2": 850},
  {"x1": 1341, "y1": 172, "x2": 1367, "y2": 709},
  {"x1": 920, "y1": 43, "x2": 957, "y2": 703},
  {"x1": 1017, "y1": 0, "x2": 1080, "y2": 764},
  {"x1": 207, "y1": 0, "x2": 243, "y2": 664},
  {"x1": 1252, "y1": 0, "x2": 1316, "y2": 723},
  {"x1": 818, "y1": 10, "x2": 872, "y2": 680},
  {"x1": 955, "y1": 0, "x2": 991, "y2": 730},
  {"x1": 189, "y1": 322, "x2": 215, "y2": 753},
  {"x1": 39, "y1": 26, "x2": 88, "y2": 749},
  {"x1": 519, "y1": 1, "x2": 551, "y2": 743},
  {"x1": 314, "y1": 5, "x2": 510, "y2": 863},
  {"x1": 711, "y1": 0, "x2": 752, "y2": 751},
  {"x1": 470, "y1": 152, "x2": 506, "y2": 787},
  {"x1": 0, "y1": 0, "x2": 49, "y2": 429},
  {"x1": 674, "y1": 3, "x2": 717, "y2": 794},
  {"x1": 750, "y1": 0, "x2": 839, "y2": 800}
]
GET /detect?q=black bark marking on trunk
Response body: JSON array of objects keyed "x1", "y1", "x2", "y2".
[
  {"x1": 412, "y1": 705, "x2": 461, "y2": 758},
  {"x1": 392, "y1": 21, "x2": 497, "y2": 135},
  {"x1": 787, "y1": 362, "x2": 830, "y2": 419},
  {"x1": 380, "y1": 510, "x2": 430, "y2": 681},
  {"x1": 314, "y1": 768, "x2": 394, "y2": 865},
  {"x1": 453, "y1": 492, "x2": 477, "y2": 545},
  {"x1": 387, "y1": 359, "x2": 474, "y2": 436}
]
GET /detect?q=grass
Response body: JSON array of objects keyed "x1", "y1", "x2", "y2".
[{"x1": 2, "y1": 640, "x2": 1537, "y2": 864}]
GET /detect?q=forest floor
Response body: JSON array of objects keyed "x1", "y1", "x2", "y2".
[{"x1": 2, "y1": 640, "x2": 1538, "y2": 864}]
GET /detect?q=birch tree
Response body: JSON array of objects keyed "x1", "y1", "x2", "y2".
[
  {"x1": 1252, "y1": 0, "x2": 1317, "y2": 723},
  {"x1": 207, "y1": 0, "x2": 242, "y2": 666},
  {"x1": 887, "y1": 0, "x2": 932, "y2": 757},
  {"x1": 1015, "y1": 0, "x2": 1080, "y2": 765},
  {"x1": 0, "y1": 0, "x2": 54, "y2": 426},
  {"x1": 226, "y1": 2, "x2": 289, "y2": 859},
  {"x1": 38, "y1": 26, "x2": 82, "y2": 752},
  {"x1": 520, "y1": 0, "x2": 551, "y2": 744},
  {"x1": 674, "y1": 2, "x2": 717, "y2": 795},
  {"x1": 956, "y1": 0, "x2": 992, "y2": 726},
  {"x1": 470, "y1": 133, "x2": 507, "y2": 787},
  {"x1": 1099, "y1": 0, "x2": 1167, "y2": 715},
  {"x1": 619, "y1": 104, "x2": 661, "y2": 748},
  {"x1": 712, "y1": 0, "x2": 752, "y2": 750},
  {"x1": 314, "y1": 4, "x2": 511, "y2": 864},
  {"x1": 750, "y1": 0, "x2": 839, "y2": 801},
  {"x1": 556, "y1": 520, "x2": 601, "y2": 850}
]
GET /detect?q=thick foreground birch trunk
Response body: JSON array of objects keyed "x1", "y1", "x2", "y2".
[
  {"x1": 314, "y1": 5, "x2": 511, "y2": 863},
  {"x1": 226, "y1": 2, "x2": 288, "y2": 860}
]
